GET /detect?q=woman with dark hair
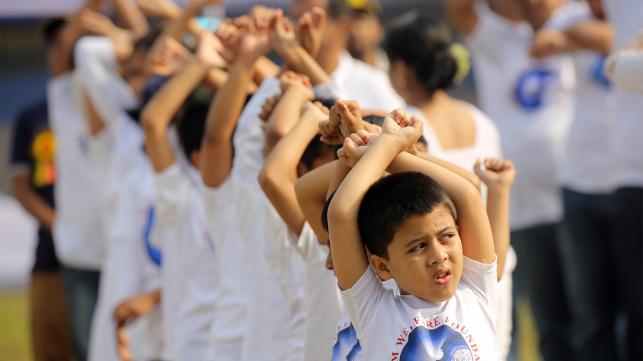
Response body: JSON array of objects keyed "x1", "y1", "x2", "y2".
[{"x1": 383, "y1": 12, "x2": 516, "y2": 360}]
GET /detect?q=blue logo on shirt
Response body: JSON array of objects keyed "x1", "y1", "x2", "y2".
[
  {"x1": 513, "y1": 67, "x2": 557, "y2": 111},
  {"x1": 332, "y1": 323, "x2": 363, "y2": 361},
  {"x1": 591, "y1": 55, "x2": 610, "y2": 88},
  {"x1": 143, "y1": 206, "x2": 162, "y2": 266},
  {"x1": 399, "y1": 325, "x2": 473, "y2": 361}
]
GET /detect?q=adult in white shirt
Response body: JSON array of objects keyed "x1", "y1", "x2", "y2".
[
  {"x1": 44, "y1": 2, "x2": 106, "y2": 360},
  {"x1": 604, "y1": 1, "x2": 643, "y2": 360},
  {"x1": 289, "y1": 0, "x2": 404, "y2": 111},
  {"x1": 528, "y1": 1, "x2": 620, "y2": 359},
  {"x1": 74, "y1": 34, "x2": 163, "y2": 361},
  {"x1": 382, "y1": 13, "x2": 516, "y2": 359},
  {"x1": 447, "y1": 0, "x2": 575, "y2": 359}
]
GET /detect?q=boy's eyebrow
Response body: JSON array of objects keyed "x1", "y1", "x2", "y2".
[{"x1": 403, "y1": 225, "x2": 455, "y2": 248}]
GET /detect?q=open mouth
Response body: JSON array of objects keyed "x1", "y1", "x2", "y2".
[{"x1": 433, "y1": 269, "x2": 451, "y2": 286}]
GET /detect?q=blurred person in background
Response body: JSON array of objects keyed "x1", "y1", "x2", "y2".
[
  {"x1": 447, "y1": 0, "x2": 576, "y2": 360},
  {"x1": 43, "y1": 2, "x2": 106, "y2": 360},
  {"x1": 346, "y1": 0, "x2": 389, "y2": 71},
  {"x1": 8, "y1": 20, "x2": 75, "y2": 361},
  {"x1": 602, "y1": 1, "x2": 643, "y2": 360},
  {"x1": 525, "y1": 0, "x2": 619, "y2": 359}
]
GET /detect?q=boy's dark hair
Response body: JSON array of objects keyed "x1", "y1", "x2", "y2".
[
  {"x1": 300, "y1": 136, "x2": 339, "y2": 170},
  {"x1": 383, "y1": 12, "x2": 457, "y2": 92},
  {"x1": 133, "y1": 26, "x2": 163, "y2": 54},
  {"x1": 40, "y1": 17, "x2": 68, "y2": 46},
  {"x1": 358, "y1": 171, "x2": 457, "y2": 258},
  {"x1": 176, "y1": 86, "x2": 215, "y2": 158},
  {"x1": 321, "y1": 191, "x2": 336, "y2": 232}
]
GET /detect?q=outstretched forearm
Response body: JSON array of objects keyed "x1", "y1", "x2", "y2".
[
  {"x1": 565, "y1": 20, "x2": 613, "y2": 54},
  {"x1": 295, "y1": 160, "x2": 339, "y2": 240},
  {"x1": 141, "y1": 57, "x2": 210, "y2": 172},
  {"x1": 259, "y1": 111, "x2": 319, "y2": 235},
  {"x1": 486, "y1": 186, "x2": 510, "y2": 280},
  {"x1": 113, "y1": 0, "x2": 149, "y2": 38},
  {"x1": 201, "y1": 61, "x2": 255, "y2": 187}
]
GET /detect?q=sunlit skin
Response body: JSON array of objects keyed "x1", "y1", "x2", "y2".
[{"x1": 370, "y1": 206, "x2": 464, "y2": 303}]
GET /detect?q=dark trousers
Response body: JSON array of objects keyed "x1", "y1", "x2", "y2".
[
  {"x1": 62, "y1": 267, "x2": 100, "y2": 361},
  {"x1": 512, "y1": 222, "x2": 575, "y2": 361},
  {"x1": 559, "y1": 189, "x2": 618, "y2": 360},
  {"x1": 612, "y1": 187, "x2": 642, "y2": 361}
]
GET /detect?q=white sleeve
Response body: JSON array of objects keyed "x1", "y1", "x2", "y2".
[
  {"x1": 460, "y1": 256, "x2": 498, "y2": 307},
  {"x1": 74, "y1": 36, "x2": 137, "y2": 127},
  {"x1": 291, "y1": 222, "x2": 326, "y2": 263},
  {"x1": 154, "y1": 163, "x2": 191, "y2": 231},
  {"x1": 340, "y1": 267, "x2": 387, "y2": 336},
  {"x1": 314, "y1": 80, "x2": 345, "y2": 100},
  {"x1": 605, "y1": 50, "x2": 643, "y2": 93}
]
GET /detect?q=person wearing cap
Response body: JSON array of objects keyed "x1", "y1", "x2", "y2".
[{"x1": 346, "y1": 0, "x2": 389, "y2": 71}]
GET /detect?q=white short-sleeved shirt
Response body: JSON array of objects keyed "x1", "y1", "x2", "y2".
[
  {"x1": 154, "y1": 163, "x2": 218, "y2": 361},
  {"x1": 604, "y1": 1, "x2": 643, "y2": 187},
  {"x1": 466, "y1": 3, "x2": 575, "y2": 230},
  {"x1": 341, "y1": 258, "x2": 499, "y2": 361},
  {"x1": 293, "y1": 222, "x2": 343, "y2": 361},
  {"x1": 558, "y1": 3, "x2": 616, "y2": 194},
  {"x1": 330, "y1": 52, "x2": 405, "y2": 112},
  {"x1": 202, "y1": 178, "x2": 249, "y2": 360},
  {"x1": 47, "y1": 73, "x2": 104, "y2": 270}
]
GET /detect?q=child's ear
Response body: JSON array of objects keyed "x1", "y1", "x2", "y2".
[{"x1": 369, "y1": 254, "x2": 394, "y2": 281}]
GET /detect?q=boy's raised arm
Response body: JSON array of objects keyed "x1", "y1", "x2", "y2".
[
  {"x1": 328, "y1": 110, "x2": 423, "y2": 289},
  {"x1": 140, "y1": 35, "x2": 217, "y2": 172},
  {"x1": 295, "y1": 160, "x2": 339, "y2": 241},
  {"x1": 200, "y1": 27, "x2": 270, "y2": 188},
  {"x1": 259, "y1": 101, "x2": 329, "y2": 236},
  {"x1": 388, "y1": 146, "x2": 496, "y2": 265},
  {"x1": 474, "y1": 158, "x2": 515, "y2": 279}
]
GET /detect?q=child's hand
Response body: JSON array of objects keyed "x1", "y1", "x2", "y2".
[
  {"x1": 116, "y1": 327, "x2": 132, "y2": 361},
  {"x1": 196, "y1": 32, "x2": 227, "y2": 68},
  {"x1": 474, "y1": 158, "x2": 516, "y2": 190},
  {"x1": 319, "y1": 117, "x2": 344, "y2": 145},
  {"x1": 333, "y1": 100, "x2": 365, "y2": 139},
  {"x1": 113, "y1": 293, "x2": 157, "y2": 328},
  {"x1": 381, "y1": 109, "x2": 424, "y2": 150},
  {"x1": 269, "y1": 11, "x2": 300, "y2": 57},
  {"x1": 235, "y1": 25, "x2": 271, "y2": 66},
  {"x1": 300, "y1": 101, "x2": 330, "y2": 124},
  {"x1": 279, "y1": 70, "x2": 314, "y2": 99},
  {"x1": 337, "y1": 130, "x2": 378, "y2": 168},
  {"x1": 296, "y1": 6, "x2": 326, "y2": 57},
  {"x1": 259, "y1": 94, "x2": 281, "y2": 122},
  {"x1": 149, "y1": 37, "x2": 192, "y2": 76}
]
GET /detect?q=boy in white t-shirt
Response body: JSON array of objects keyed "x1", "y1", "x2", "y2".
[
  {"x1": 137, "y1": 33, "x2": 225, "y2": 360},
  {"x1": 199, "y1": 21, "x2": 273, "y2": 360},
  {"x1": 258, "y1": 83, "x2": 340, "y2": 361},
  {"x1": 328, "y1": 109, "x2": 499, "y2": 360}
]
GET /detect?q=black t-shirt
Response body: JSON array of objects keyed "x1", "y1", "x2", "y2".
[{"x1": 10, "y1": 100, "x2": 61, "y2": 272}]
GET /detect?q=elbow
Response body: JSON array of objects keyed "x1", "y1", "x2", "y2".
[
  {"x1": 140, "y1": 110, "x2": 162, "y2": 136},
  {"x1": 327, "y1": 196, "x2": 351, "y2": 231},
  {"x1": 257, "y1": 166, "x2": 277, "y2": 196}
]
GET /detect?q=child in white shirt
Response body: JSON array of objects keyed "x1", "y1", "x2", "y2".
[{"x1": 328, "y1": 109, "x2": 499, "y2": 360}]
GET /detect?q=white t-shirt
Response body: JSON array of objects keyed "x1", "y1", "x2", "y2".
[
  {"x1": 202, "y1": 178, "x2": 249, "y2": 360},
  {"x1": 154, "y1": 163, "x2": 218, "y2": 361},
  {"x1": 341, "y1": 257, "x2": 499, "y2": 361},
  {"x1": 558, "y1": 3, "x2": 616, "y2": 194},
  {"x1": 293, "y1": 222, "x2": 343, "y2": 361},
  {"x1": 330, "y1": 52, "x2": 405, "y2": 112},
  {"x1": 604, "y1": 1, "x2": 643, "y2": 187},
  {"x1": 47, "y1": 73, "x2": 104, "y2": 270},
  {"x1": 75, "y1": 36, "x2": 162, "y2": 361},
  {"x1": 466, "y1": 3, "x2": 575, "y2": 230}
]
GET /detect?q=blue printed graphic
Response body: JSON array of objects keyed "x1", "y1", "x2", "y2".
[
  {"x1": 513, "y1": 67, "x2": 556, "y2": 111},
  {"x1": 400, "y1": 325, "x2": 473, "y2": 361},
  {"x1": 591, "y1": 55, "x2": 610, "y2": 88},
  {"x1": 332, "y1": 323, "x2": 362, "y2": 361},
  {"x1": 143, "y1": 206, "x2": 162, "y2": 266}
]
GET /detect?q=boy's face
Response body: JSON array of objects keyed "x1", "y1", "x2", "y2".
[{"x1": 370, "y1": 206, "x2": 463, "y2": 303}]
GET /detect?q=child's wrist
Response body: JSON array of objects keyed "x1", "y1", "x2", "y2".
[{"x1": 375, "y1": 133, "x2": 406, "y2": 153}]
